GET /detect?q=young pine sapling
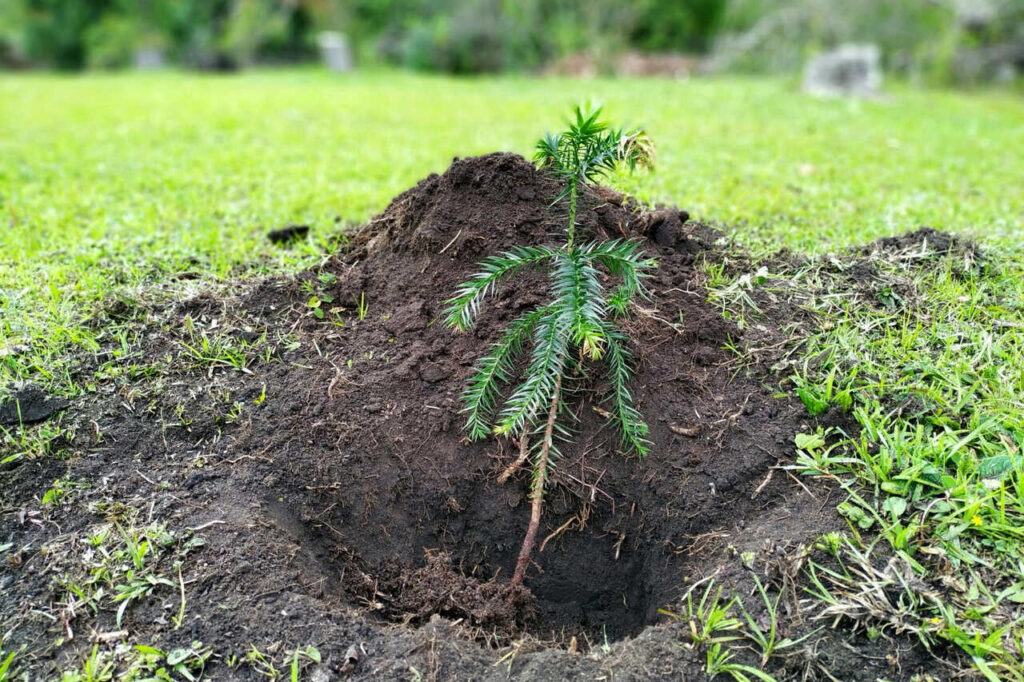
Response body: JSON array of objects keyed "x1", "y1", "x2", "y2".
[{"x1": 444, "y1": 106, "x2": 656, "y2": 586}]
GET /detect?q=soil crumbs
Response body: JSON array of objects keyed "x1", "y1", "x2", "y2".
[{"x1": 1, "y1": 154, "x2": 959, "y2": 680}]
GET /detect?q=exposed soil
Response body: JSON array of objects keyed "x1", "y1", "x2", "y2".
[
  {"x1": 1, "y1": 154, "x2": 952, "y2": 680},
  {"x1": 0, "y1": 382, "x2": 70, "y2": 425}
]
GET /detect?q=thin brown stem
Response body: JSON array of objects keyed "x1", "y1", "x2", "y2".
[{"x1": 512, "y1": 373, "x2": 562, "y2": 587}]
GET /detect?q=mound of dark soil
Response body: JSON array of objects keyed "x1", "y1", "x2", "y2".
[
  {"x1": 238, "y1": 153, "x2": 818, "y2": 639},
  {"x1": 1, "y1": 153, "x2": 944, "y2": 680}
]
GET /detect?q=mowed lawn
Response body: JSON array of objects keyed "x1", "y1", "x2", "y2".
[
  {"x1": 2, "y1": 70, "x2": 1023, "y2": 289},
  {"x1": 2, "y1": 70, "x2": 1021, "y2": 391},
  {"x1": 3, "y1": 72, "x2": 1022, "y2": 262}
]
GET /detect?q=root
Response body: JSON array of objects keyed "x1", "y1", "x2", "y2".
[
  {"x1": 497, "y1": 429, "x2": 530, "y2": 484},
  {"x1": 539, "y1": 514, "x2": 579, "y2": 553},
  {"x1": 511, "y1": 373, "x2": 561, "y2": 587},
  {"x1": 634, "y1": 304, "x2": 685, "y2": 334}
]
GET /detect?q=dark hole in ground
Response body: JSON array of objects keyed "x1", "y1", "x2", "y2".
[{"x1": 329, "y1": 477, "x2": 674, "y2": 642}]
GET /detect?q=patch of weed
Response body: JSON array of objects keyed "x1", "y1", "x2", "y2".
[{"x1": 709, "y1": 237, "x2": 1024, "y2": 677}]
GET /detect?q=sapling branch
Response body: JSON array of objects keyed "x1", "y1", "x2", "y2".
[{"x1": 444, "y1": 104, "x2": 656, "y2": 586}]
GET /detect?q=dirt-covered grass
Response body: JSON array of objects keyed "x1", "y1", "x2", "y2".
[{"x1": 1, "y1": 71, "x2": 1023, "y2": 680}]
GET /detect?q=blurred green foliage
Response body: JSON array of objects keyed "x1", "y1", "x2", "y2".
[
  {"x1": 0, "y1": 0, "x2": 1020, "y2": 83},
  {"x1": 0, "y1": 0, "x2": 736, "y2": 72},
  {"x1": 362, "y1": 0, "x2": 731, "y2": 72},
  {"x1": 3, "y1": 0, "x2": 316, "y2": 70},
  {"x1": 716, "y1": 0, "x2": 1023, "y2": 85}
]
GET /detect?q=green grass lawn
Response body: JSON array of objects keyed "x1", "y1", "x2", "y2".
[
  {"x1": 2, "y1": 69, "x2": 1024, "y2": 679},
  {"x1": 2, "y1": 69, "x2": 1021, "y2": 394}
]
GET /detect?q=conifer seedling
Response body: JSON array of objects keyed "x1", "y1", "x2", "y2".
[{"x1": 444, "y1": 105, "x2": 656, "y2": 586}]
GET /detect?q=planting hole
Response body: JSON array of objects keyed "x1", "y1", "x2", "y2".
[
  {"x1": 322, "y1": 478, "x2": 674, "y2": 642},
  {"x1": 247, "y1": 153, "x2": 816, "y2": 648}
]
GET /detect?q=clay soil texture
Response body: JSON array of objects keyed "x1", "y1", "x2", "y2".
[{"x1": 1, "y1": 154, "x2": 954, "y2": 680}]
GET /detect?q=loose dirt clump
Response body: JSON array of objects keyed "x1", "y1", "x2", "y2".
[
  {"x1": 0, "y1": 382, "x2": 70, "y2": 425},
  {"x1": 867, "y1": 226, "x2": 975, "y2": 259},
  {"x1": 343, "y1": 552, "x2": 533, "y2": 631},
  {"x1": 0, "y1": 153, "x2": 946, "y2": 680}
]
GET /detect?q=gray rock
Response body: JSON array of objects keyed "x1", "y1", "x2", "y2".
[
  {"x1": 803, "y1": 44, "x2": 882, "y2": 97},
  {"x1": 133, "y1": 47, "x2": 166, "y2": 70},
  {"x1": 318, "y1": 32, "x2": 353, "y2": 73},
  {"x1": 956, "y1": 0, "x2": 998, "y2": 32}
]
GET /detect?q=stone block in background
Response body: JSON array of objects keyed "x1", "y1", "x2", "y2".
[
  {"x1": 803, "y1": 43, "x2": 882, "y2": 97},
  {"x1": 318, "y1": 32, "x2": 353, "y2": 73}
]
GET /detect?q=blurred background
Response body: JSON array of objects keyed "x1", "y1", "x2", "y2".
[{"x1": 1, "y1": 0, "x2": 1021, "y2": 87}]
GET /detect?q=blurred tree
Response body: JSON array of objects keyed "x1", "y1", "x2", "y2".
[
  {"x1": 8, "y1": 0, "x2": 316, "y2": 70},
  {"x1": 221, "y1": 0, "x2": 316, "y2": 64},
  {"x1": 629, "y1": 0, "x2": 729, "y2": 53},
  {"x1": 21, "y1": 0, "x2": 113, "y2": 69},
  {"x1": 84, "y1": 12, "x2": 142, "y2": 68},
  {"x1": 356, "y1": 0, "x2": 730, "y2": 73},
  {"x1": 1, "y1": 0, "x2": 1020, "y2": 83}
]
